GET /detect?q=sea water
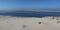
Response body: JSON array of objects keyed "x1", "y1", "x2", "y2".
[{"x1": 0, "y1": 12, "x2": 60, "y2": 17}]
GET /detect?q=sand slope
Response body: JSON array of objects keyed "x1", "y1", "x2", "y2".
[{"x1": 0, "y1": 16, "x2": 60, "y2": 30}]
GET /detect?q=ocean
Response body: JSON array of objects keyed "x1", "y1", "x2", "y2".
[{"x1": 0, "y1": 12, "x2": 60, "y2": 17}]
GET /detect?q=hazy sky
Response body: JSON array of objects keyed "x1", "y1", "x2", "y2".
[{"x1": 0, "y1": 0, "x2": 60, "y2": 10}]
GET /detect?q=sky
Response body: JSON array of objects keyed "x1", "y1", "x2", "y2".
[{"x1": 0, "y1": 0, "x2": 60, "y2": 10}]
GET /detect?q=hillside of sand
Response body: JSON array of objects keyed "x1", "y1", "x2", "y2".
[{"x1": 0, "y1": 16, "x2": 60, "y2": 30}]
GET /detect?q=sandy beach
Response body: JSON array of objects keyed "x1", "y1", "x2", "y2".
[{"x1": 0, "y1": 16, "x2": 60, "y2": 30}]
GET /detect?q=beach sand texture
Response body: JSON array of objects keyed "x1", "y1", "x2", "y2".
[{"x1": 0, "y1": 16, "x2": 60, "y2": 30}]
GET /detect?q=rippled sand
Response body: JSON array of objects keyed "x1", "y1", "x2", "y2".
[{"x1": 0, "y1": 16, "x2": 60, "y2": 30}]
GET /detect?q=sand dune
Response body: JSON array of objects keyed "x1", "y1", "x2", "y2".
[{"x1": 0, "y1": 16, "x2": 60, "y2": 30}]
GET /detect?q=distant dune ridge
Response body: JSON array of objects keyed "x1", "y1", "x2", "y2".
[{"x1": 0, "y1": 16, "x2": 60, "y2": 30}]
